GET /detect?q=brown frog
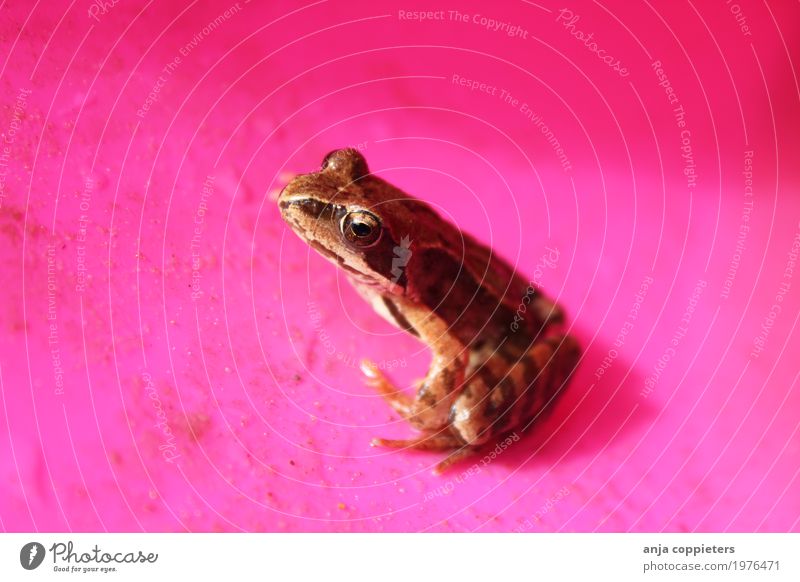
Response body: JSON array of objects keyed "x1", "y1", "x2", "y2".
[{"x1": 279, "y1": 148, "x2": 580, "y2": 473}]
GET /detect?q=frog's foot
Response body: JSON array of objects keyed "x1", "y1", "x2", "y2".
[
  {"x1": 361, "y1": 359, "x2": 413, "y2": 417},
  {"x1": 434, "y1": 446, "x2": 479, "y2": 475},
  {"x1": 371, "y1": 432, "x2": 472, "y2": 475}
]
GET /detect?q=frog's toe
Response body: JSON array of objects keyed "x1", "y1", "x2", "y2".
[
  {"x1": 371, "y1": 433, "x2": 462, "y2": 451},
  {"x1": 361, "y1": 359, "x2": 413, "y2": 414},
  {"x1": 433, "y1": 446, "x2": 478, "y2": 475},
  {"x1": 370, "y1": 437, "x2": 399, "y2": 448},
  {"x1": 359, "y1": 358, "x2": 381, "y2": 380},
  {"x1": 360, "y1": 359, "x2": 396, "y2": 389},
  {"x1": 372, "y1": 434, "x2": 474, "y2": 474}
]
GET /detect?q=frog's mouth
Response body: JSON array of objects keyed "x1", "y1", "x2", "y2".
[{"x1": 307, "y1": 236, "x2": 391, "y2": 286}]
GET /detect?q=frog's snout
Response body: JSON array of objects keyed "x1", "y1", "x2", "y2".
[
  {"x1": 276, "y1": 181, "x2": 294, "y2": 211},
  {"x1": 277, "y1": 182, "x2": 304, "y2": 218},
  {"x1": 277, "y1": 185, "x2": 289, "y2": 207}
]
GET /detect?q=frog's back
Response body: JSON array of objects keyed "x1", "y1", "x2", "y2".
[
  {"x1": 360, "y1": 173, "x2": 563, "y2": 353},
  {"x1": 403, "y1": 216, "x2": 562, "y2": 355}
]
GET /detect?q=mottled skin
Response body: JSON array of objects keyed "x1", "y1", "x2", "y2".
[{"x1": 279, "y1": 149, "x2": 580, "y2": 472}]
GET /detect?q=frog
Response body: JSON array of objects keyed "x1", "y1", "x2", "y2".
[{"x1": 278, "y1": 148, "x2": 580, "y2": 473}]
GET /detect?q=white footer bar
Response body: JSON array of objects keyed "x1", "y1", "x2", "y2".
[{"x1": 1, "y1": 533, "x2": 797, "y2": 581}]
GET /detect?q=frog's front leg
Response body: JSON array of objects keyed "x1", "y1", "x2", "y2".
[
  {"x1": 364, "y1": 298, "x2": 469, "y2": 431},
  {"x1": 361, "y1": 360, "x2": 413, "y2": 416},
  {"x1": 409, "y1": 342, "x2": 469, "y2": 430}
]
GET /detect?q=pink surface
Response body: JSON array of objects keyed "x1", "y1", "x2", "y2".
[{"x1": 1, "y1": 1, "x2": 798, "y2": 532}]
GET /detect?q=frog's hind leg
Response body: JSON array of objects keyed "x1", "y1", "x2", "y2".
[
  {"x1": 371, "y1": 431, "x2": 475, "y2": 475},
  {"x1": 361, "y1": 359, "x2": 413, "y2": 417}
]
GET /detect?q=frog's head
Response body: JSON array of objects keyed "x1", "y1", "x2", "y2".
[{"x1": 278, "y1": 148, "x2": 419, "y2": 293}]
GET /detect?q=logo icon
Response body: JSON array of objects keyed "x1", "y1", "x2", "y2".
[
  {"x1": 390, "y1": 235, "x2": 412, "y2": 283},
  {"x1": 20, "y1": 542, "x2": 46, "y2": 570}
]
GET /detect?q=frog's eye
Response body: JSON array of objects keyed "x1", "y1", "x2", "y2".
[{"x1": 341, "y1": 210, "x2": 382, "y2": 247}]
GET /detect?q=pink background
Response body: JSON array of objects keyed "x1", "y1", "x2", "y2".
[{"x1": 1, "y1": 0, "x2": 798, "y2": 532}]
